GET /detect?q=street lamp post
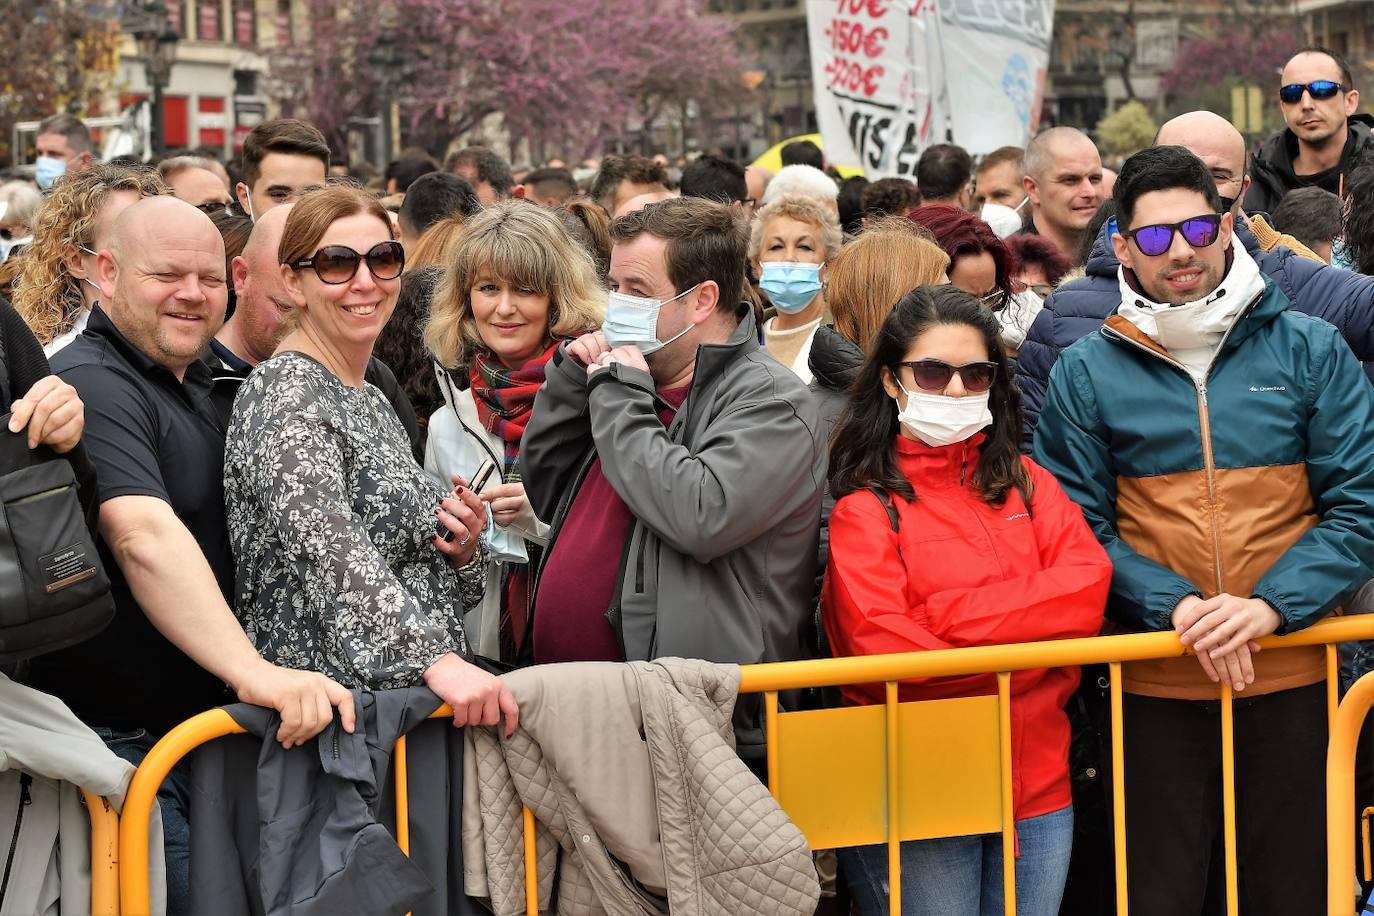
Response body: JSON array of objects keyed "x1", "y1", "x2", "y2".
[
  {"x1": 131, "y1": 0, "x2": 180, "y2": 157},
  {"x1": 368, "y1": 32, "x2": 404, "y2": 166}
]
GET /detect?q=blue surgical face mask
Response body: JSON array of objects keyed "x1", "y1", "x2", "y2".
[
  {"x1": 1332, "y1": 237, "x2": 1355, "y2": 271},
  {"x1": 602, "y1": 283, "x2": 701, "y2": 356},
  {"x1": 34, "y1": 156, "x2": 67, "y2": 191},
  {"x1": 759, "y1": 261, "x2": 823, "y2": 314}
]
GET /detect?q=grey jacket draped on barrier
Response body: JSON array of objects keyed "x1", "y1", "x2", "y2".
[
  {"x1": 188, "y1": 687, "x2": 482, "y2": 916},
  {"x1": 463, "y1": 658, "x2": 820, "y2": 916}
]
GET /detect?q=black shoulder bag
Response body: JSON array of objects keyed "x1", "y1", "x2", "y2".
[{"x1": 0, "y1": 414, "x2": 113, "y2": 663}]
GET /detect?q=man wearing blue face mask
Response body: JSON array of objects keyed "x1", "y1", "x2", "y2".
[
  {"x1": 33, "y1": 114, "x2": 95, "y2": 192},
  {"x1": 522, "y1": 197, "x2": 825, "y2": 768}
]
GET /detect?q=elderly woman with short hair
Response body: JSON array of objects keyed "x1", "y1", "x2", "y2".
[
  {"x1": 224, "y1": 184, "x2": 516, "y2": 733},
  {"x1": 750, "y1": 192, "x2": 843, "y2": 383}
]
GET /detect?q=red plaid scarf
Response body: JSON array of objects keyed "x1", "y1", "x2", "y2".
[{"x1": 468, "y1": 343, "x2": 558, "y2": 481}]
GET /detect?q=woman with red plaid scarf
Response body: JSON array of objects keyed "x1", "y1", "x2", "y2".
[{"x1": 424, "y1": 201, "x2": 605, "y2": 664}]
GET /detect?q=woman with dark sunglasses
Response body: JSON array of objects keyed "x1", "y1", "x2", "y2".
[
  {"x1": 224, "y1": 185, "x2": 519, "y2": 741},
  {"x1": 822, "y1": 285, "x2": 1111, "y2": 916}
]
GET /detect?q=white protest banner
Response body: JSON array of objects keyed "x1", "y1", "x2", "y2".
[
  {"x1": 807, "y1": 0, "x2": 1055, "y2": 179},
  {"x1": 940, "y1": 0, "x2": 1055, "y2": 153}
]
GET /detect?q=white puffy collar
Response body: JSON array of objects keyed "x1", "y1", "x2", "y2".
[{"x1": 1115, "y1": 242, "x2": 1265, "y2": 354}]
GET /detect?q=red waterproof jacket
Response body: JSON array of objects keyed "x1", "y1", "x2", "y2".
[{"x1": 821, "y1": 434, "x2": 1111, "y2": 821}]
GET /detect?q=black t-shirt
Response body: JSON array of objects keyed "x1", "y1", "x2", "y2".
[{"x1": 26, "y1": 306, "x2": 231, "y2": 733}]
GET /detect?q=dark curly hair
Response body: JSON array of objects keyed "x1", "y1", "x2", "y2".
[
  {"x1": 372, "y1": 266, "x2": 444, "y2": 436},
  {"x1": 828, "y1": 284, "x2": 1028, "y2": 507}
]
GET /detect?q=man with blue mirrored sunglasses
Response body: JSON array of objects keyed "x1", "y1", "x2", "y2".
[{"x1": 1245, "y1": 47, "x2": 1374, "y2": 214}]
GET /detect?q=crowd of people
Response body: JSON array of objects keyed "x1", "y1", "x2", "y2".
[{"x1": 6, "y1": 42, "x2": 1374, "y2": 916}]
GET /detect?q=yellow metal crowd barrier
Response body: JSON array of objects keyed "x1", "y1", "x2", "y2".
[
  {"x1": 84, "y1": 787, "x2": 120, "y2": 916},
  {"x1": 115, "y1": 615, "x2": 1374, "y2": 916}
]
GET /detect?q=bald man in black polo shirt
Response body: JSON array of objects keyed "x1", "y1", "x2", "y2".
[{"x1": 27, "y1": 197, "x2": 356, "y2": 912}]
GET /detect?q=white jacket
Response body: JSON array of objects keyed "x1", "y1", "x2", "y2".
[
  {"x1": 424, "y1": 366, "x2": 550, "y2": 659},
  {"x1": 0, "y1": 674, "x2": 165, "y2": 916}
]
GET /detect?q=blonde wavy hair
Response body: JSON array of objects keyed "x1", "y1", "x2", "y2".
[
  {"x1": 11, "y1": 164, "x2": 166, "y2": 345},
  {"x1": 748, "y1": 192, "x2": 843, "y2": 264},
  {"x1": 405, "y1": 215, "x2": 467, "y2": 272},
  {"x1": 827, "y1": 216, "x2": 950, "y2": 348},
  {"x1": 425, "y1": 200, "x2": 605, "y2": 370}
]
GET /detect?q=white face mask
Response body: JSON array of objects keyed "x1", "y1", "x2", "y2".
[
  {"x1": 601, "y1": 283, "x2": 700, "y2": 356},
  {"x1": 895, "y1": 383, "x2": 994, "y2": 447},
  {"x1": 980, "y1": 202, "x2": 1024, "y2": 240}
]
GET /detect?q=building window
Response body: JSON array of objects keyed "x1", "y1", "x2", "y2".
[
  {"x1": 166, "y1": 0, "x2": 186, "y2": 36},
  {"x1": 233, "y1": 0, "x2": 255, "y2": 45},
  {"x1": 197, "y1": 0, "x2": 222, "y2": 42},
  {"x1": 276, "y1": 0, "x2": 293, "y2": 46}
]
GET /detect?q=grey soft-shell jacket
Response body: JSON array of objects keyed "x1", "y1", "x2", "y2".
[
  {"x1": 0, "y1": 674, "x2": 165, "y2": 916},
  {"x1": 188, "y1": 688, "x2": 482, "y2": 916},
  {"x1": 463, "y1": 658, "x2": 820, "y2": 916},
  {"x1": 523, "y1": 307, "x2": 825, "y2": 755}
]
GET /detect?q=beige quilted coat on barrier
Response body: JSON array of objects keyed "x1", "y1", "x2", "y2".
[{"x1": 462, "y1": 658, "x2": 820, "y2": 916}]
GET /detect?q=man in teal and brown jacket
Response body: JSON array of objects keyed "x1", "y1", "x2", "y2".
[{"x1": 1035, "y1": 145, "x2": 1374, "y2": 915}]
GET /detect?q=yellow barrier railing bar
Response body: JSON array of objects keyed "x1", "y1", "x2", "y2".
[
  {"x1": 764, "y1": 690, "x2": 780, "y2": 794},
  {"x1": 997, "y1": 672, "x2": 1016, "y2": 916},
  {"x1": 1363, "y1": 806, "x2": 1374, "y2": 883},
  {"x1": 1329, "y1": 670, "x2": 1374, "y2": 913},
  {"x1": 1220, "y1": 684, "x2": 1238, "y2": 916},
  {"x1": 395, "y1": 734, "x2": 412, "y2": 916},
  {"x1": 1109, "y1": 661, "x2": 1128, "y2": 916},
  {"x1": 83, "y1": 788, "x2": 120, "y2": 916},
  {"x1": 522, "y1": 807, "x2": 538, "y2": 914},
  {"x1": 885, "y1": 681, "x2": 901, "y2": 916},
  {"x1": 395, "y1": 735, "x2": 410, "y2": 857},
  {"x1": 1329, "y1": 645, "x2": 1341, "y2": 733},
  {"x1": 735, "y1": 617, "x2": 1374, "y2": 693}
]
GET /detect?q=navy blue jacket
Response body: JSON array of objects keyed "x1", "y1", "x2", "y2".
[{"x1": 1016, "y1": 217, "x2": 1374, "y2": 451}]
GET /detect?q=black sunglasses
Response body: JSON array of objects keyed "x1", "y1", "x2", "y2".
[
  {"x1": 898, "y1": 359, "x2": 999, "y2": 393},
  {"x1": 1124, "y1": 213, "x2": 1222, "y2": 257},
  {"x1": 1279, "y1": 80, "x2": 1345, "y2": 104},
  {"x1": 291, "y1": 241, "x2": 405, "y2": 284}
]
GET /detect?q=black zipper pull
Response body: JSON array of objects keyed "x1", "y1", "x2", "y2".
[{"x1": 1, "y1": 774, "x2": 35, "y2": 907}]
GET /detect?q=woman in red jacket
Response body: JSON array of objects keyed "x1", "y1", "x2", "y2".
[{"x1": 822, "y1": 284, "x2": 1111, "y2": 916}]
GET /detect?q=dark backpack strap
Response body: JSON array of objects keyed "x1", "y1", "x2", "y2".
[{"x1": 867, "y1": 487, "x2": 900, "y2": 533}]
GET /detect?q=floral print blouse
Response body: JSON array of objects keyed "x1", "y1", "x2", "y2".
[{"x1": 224, "y1": 351, "x2": 481, "y2": 688}]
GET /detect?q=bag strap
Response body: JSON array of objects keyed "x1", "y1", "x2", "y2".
[{"x1": 867, "y1": 487, "x2": 900, "y2": 533}]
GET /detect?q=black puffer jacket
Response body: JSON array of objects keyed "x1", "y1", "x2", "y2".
[
  {"x1": 1245, "y1": 113, "x2": 1374, "y2": 214},
  {"x1": 806, "y1": 326, "x2": 864, "y2": 576}
]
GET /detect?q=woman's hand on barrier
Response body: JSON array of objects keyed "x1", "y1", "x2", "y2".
[
  {"x1": 9, "y1": 375, "x2": 84, "y2": 452},
  {"x1": 482, "y1": 482, "x2": 535, "y2": 531},
  {"x1": 434, "y1": 479, "x2": 486, "y2": 566},
  {"x1": 235, "y1": 661, "x2": 358, "y2": 749},
  {"x1": 423, "y1": 653, "x2": 519, "y2": 738}
]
